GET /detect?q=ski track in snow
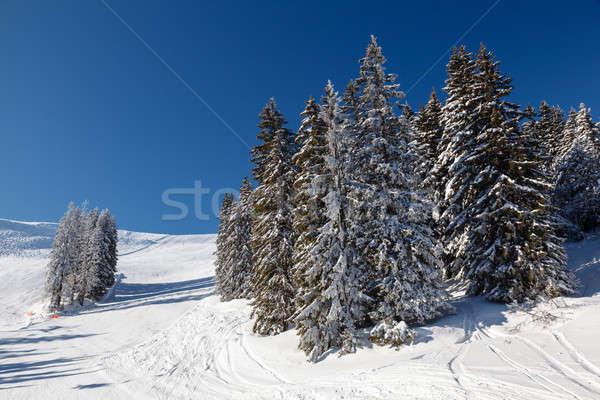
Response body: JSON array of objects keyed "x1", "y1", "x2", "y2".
[{"x1": 1, "y1": 219, "x2": 600, "y2": 399}]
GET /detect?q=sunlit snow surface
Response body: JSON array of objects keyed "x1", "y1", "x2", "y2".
[{"x1": 1, "y1": 218, "x2": 599, "y2": 399}]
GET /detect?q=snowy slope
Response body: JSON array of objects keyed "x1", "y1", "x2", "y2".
[{"x1": 1, "y1": 219, "x2": 600, "y2": 399}]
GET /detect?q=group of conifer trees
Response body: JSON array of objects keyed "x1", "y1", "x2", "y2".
[
  {"x1": 215, "y1": 36, "x2": 598, "y2": 362},
  {"x1": 45, "y1": 203, "x2": 118, "y2": 311}
]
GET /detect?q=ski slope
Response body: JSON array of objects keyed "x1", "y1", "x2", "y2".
[{"x1": 1, "y1": 218, "x2": 600, "y2": 399}]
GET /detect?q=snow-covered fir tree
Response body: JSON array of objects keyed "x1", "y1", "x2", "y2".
[
  {"x1": 436, "y1": 44, "x2": 574, "y2": 301},
  {"x1": 292, "y1": 95, "x2": 328, "y2": 293},
  {"x1": 554, "y1": 144, "x2": 600, "y2": 231},
  {"x1": 575, "y1": 103, "x2": 600, "y2": 151},
  {"x1": 45, "y1": 203, "x2": 79, "y2": 311},
  {"x1": 214, "y1": 193, "x2": 235, "y2": 297},
  {"x1": 536, "y1": 101, "x2": 565, "y2": 164},
  {"x1": 294, "y1": 82, "x2": 367, "y2": 361},
  {"x1": 413, "y1": 88, "x2": 443, "y2": 178},
  {"x1": 429, "y1": 45, "x2": 477, "y2": 230},
  {"x1": 87, "y1": 209, "x2": 118, "y2": 300},
  {"x1": 249, "y1": 98, "x2": 297, "y2": 335},
  {"x1": 217, "y1": 178, "x2": 254, "y2": 301},
  {"x1": 554, "y1": 103, "x2": 600, "y2": 231},
  {"x1": 65, "y1": 204, "x2": 83, "y2": 304},
  {"x1": 400, "y1": 103, "x2": 415, "y2": 125},
  {"x1": 343, "y1": 36, "x2": 450, "y2": 340},
  {"x1": 75, "y1": 208, "x2": 99, "y2": 305},
  {"x1": 555, "y1": 108, "x2": 578, "y2": 162},
  {"x1": 45, "y1": 203, "x2": 117, "y2": 309}
]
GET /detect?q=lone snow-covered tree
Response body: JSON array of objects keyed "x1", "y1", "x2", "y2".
[
  {"x1": 215, "y1": 193, "x2": 235, "y2": 298},
  {"x1": 436, "y1": 44, "x2": 574, "y2": 302},
  {"x1": 294, "y1": 82, "x2": 367, "y2": 361},
  {"x1": 217, "y1": 178, "x2": 254, "y2": 301},
  {"x1": 249, "y1": 98, "x2": 297, "y2": 335}
]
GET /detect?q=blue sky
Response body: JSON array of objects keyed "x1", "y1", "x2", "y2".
[{"x1": 1, "y1": 0, "x2": 599, "y2": 234}]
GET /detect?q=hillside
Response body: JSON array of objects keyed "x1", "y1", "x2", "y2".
[{"x1": 1, "y1": 219, "x2": 600, "y2": 399}]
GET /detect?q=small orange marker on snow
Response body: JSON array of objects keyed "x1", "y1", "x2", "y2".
[
  {"x1": 26, "y1": 311, "x2": 34, "y2": 316},
  {"x1": 50, "y1": 314, "x2": 59, "y2": 319}
]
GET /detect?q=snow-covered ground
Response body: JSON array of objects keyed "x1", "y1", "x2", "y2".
[{"x1": 1, "y1": 218, "x2": 600, "y2": 399}]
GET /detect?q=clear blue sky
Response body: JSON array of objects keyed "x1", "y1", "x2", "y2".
[{"x1": 1, "y1": 0, "x2": 599, "y2": 234}]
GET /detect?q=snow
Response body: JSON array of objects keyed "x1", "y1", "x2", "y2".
[{"x1": 2, "y1": 218, "x2": 600, "y2": 399}]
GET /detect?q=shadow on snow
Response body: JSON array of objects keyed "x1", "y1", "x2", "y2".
[{"x1": 81, "y1": 276, "x2": 215, "y2": 315}]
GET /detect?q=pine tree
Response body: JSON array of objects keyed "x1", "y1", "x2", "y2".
[
  {"x1": 537, "y1": 101, "x2": 565, "y2": 163},
  {"x1": 429, "y1": 45, "x2": 478, "y2": 227},
  {"x1": 295, "y1": 82, "x2": 366, "y2": 361},
  {"x1": 292, "y1": 95, "x2": 328, "y2": 296},
  {"x1": 401, "y1": 102, "x2": 415, "y2": 124},
  {"x1": 344, "y1": 36, "x2": 450, "y2": 339},
  {"x1": 76, "y1": 208, "x2": 99, "y2": 305},
  {"x1": 554, "y1": 145, "x2": 600, "y2": 231},
  {"x1": 63, "y1": 204, "x2": 83, "y2": 304},
  {"x1": 45, "y1": 204, "x2": 79, "y2": 311},
  {"x1": 413, "y1": 88, "x2": 443, "y2": 178},
  {"x1": 249, "y1": 99, "x2": 297, "y2": 335},
  {"x1": 575, "y1": 103, "x2": 600, "y2": 151},
  {"x1": 104, "y1": 210, "x2": 118, "y2": 276},
  {"x1": 87, "y1": 209, "x2": 118, "y2": 300},
  {"x1": 556, "y1": 108, "x2": 578, "y2": 162},
  {"x1": 218, "y1": 178, "x2": 254, "y2": 301},
  {"x1": 214, "y1": 193, "x2": 235, "y2": 297},
  {"x1": 554, "y1": 104, "x2": 600, "y2": 231},
  {"x1": 436, "y1": 44, "x2": 573, "y2": 301}
]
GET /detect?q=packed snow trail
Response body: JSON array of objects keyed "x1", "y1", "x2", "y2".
[
  {"x1": 2, "y1": 219, "x2": 600, "y2": 399},
  {"x1": 0, "y1": 221, "x2": 216, "y2": 399}
]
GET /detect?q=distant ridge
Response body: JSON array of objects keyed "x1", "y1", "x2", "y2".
[{"x1": 0, "y1": 218, "x2": 58, "y2": 256}]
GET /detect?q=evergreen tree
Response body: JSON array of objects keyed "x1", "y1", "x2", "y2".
[
  {"x1": 292, "y1": 95, "x2": 328, "y2": 293},
  {"x1": 249, "y1": 99, "x2": 297, "y2": 335},
  {"x1": 401, "y1": 102, "x2": 415, "y2": 124},
  {"x1": 537, "y1": 101, "x2": 565, "y2": 163},
  {"x1": 429, "y1": 45, "x2": 478, "y2": 226},
  {"x1": 88, "y1": 209, "x2": 118, "y2": 300},
  {"x1": 554, "y1": 104, "x2": 600, "y2": 231},
  {"x1": 104, "y1": 210, "x2": 118, "y2": 276},
  {"x1": 344, "y1": 36, "x2": 450, "y2": 338},
  {"x1": 295, "y1": 82, "x2": 366, "y2": 361},
  {"x1": 64, "y1": 204, "x2": 83, "y2": 304},
  {"x1": 436, "y1": 44, "x2": 573, "y2": 301},
  {"x1": 45, "y1": 204, "x2": 79, "y2": 311},
  {"x1": 413, "y1": 88, "x2": 443, "y2": 177},
  {"x1": 554, "y1": 144, "x2": 600, "y2": 231},
  {"x1": 76, "y1": 208, "x2": 99, "y2": 305},
  {"x1": 214, "y1": 193, "x2": 235, "y2": 297},
  {"x1": 45, "y1": 204, "x2": 117, "y2": 310},
  {"x1": 575, "y1": 103, "x2": 600, "y2": 151},
  {"x1": 218, "y1": 178, "x2": 254, "y2": 301},
  {"x1": 556, "y1": 108, "x2": 578, "y2": 162}
]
